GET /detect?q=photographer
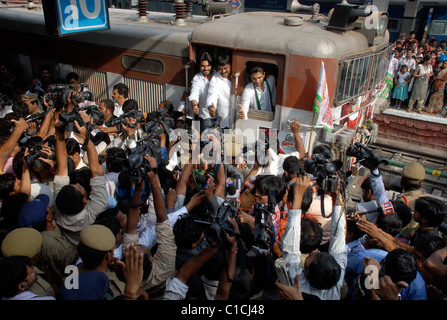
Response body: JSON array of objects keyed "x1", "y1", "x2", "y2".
[
  {"x1": 65, "y1": 72, "x2": 95, "y2": 110},
  {"x1": 163, "y1": 214, "x2": 241, "y2": 300},
  {"x1": 52, "y1": 109, "x2": 108, "y2": 246},
  {"x1": 281, "y1": 174, "x2": 347, "y2": 300},
  {"x1": 106, "y1": 111, "x2": 149, "y2": 153},
  {"x1": 97, "y1": 99, "x2": 119, "y2": 140},
  {"x1": 303, "y1": 144, "x2": 339, "y2": 251},
  {"x1": 136, "y1": 154, "x2": 177, "y2": 296}
]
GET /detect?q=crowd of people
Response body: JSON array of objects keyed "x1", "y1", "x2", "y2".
[
  {"x1": 0, "y1": 49, "x2": 446, "y2": 302},
  {"x1": 390, "y1": 33, "x2": 447, "y2": 115}
]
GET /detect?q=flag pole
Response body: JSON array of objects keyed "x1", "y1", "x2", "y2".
[{"x1": 307, "y1": 110, "x2": 316, "y2": 156}]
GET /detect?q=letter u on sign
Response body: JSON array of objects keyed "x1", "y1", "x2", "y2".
[{"x1": 56, "y1": 0, "x2": 110, "y2": 35}]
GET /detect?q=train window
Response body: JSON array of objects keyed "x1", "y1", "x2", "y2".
[
  {"x1": 241, "y1": 61, "x2": 278, "y2": 121},
  {"x1": 121, "y1": 55, "x2": 164, "y2": 75},
  {"x1": 337, "y1": 45, "x2": 391, "y2": 103},
  {"x1": 337, "y1": 55, "x2": 372, "y2": 102},
  {"x1": 430, "y1": 21, "x2": 447, "y2": 35}
]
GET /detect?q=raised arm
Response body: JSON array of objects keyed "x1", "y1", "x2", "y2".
[
  {"x1": 214, "y1": 217, "x2": 239, "y2": 300},
  {"x1": 54, "y1": 112, "x2": 68, "y2": 177},
  {"x1": 282, "y1": 174, "x2": 311, "y2": 279},
  {"x1": 145, "y1": 154, "x2": 167, "y2": 223},
  {"x1": 74, "y1": 111, "x2": 103, "y2": 177},
  {"x1": 289, "y1": 121, "x2": 305, "y2": 159},
  {"x1": 0, "y1": 118, "x2": 28, "y2": 171}
]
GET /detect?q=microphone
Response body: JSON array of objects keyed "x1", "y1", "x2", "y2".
[
  {"x1": 348, "y1": 201, "x2": 395, "y2": 218},
  {"x1": 227, "y1": 183, "x2": 237, "y2": 197},
  {"x1": 241, "y1": 176, "x2": 256, "y2": 194}
]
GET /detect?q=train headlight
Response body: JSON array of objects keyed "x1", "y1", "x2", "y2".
[{"x1": 377, "y1": 14, "x2": 388, "y2": 35}]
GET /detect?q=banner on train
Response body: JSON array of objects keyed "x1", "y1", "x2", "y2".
[{"x1": 43, "y1": 0, "x2": 110, "y2": 36}]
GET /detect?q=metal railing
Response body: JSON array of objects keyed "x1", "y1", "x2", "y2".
[{"x1": 336, "y1": 44, "x2": 392, "y2": 104}]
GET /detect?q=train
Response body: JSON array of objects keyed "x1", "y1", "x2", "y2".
[
  {"x1": 0, "y1": 0, "x2": 392, "y2": 168},
  {"x1": 244, "y1": 0, "x2": 447, "y2": 44}
]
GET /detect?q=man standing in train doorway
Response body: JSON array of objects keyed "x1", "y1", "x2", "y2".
[
  {"x1": 206, "y1": 52, "x2": 232, "y2": 129},
  {"x1": 189, "y1": 52, "x2": 215, "y2": 127},
  {"x1": 238, "y1": 63, "x2": 276, "y2": 119}
]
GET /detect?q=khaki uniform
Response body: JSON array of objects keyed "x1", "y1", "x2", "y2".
[
  {"x1": 396, "y1": 162, "x2": 426, "y2": 239},
  {"x1": 40, "y1": 227, "x2": 79, "y2": 293},
  {"x1": 104, "y1": 271, "x2": 126, "y2": 298},
  {"x1": 396, "y1": 189, "x2": 426, "y2": 239},
  {"x1": 29, "y1": 268, "x2": 56, "y2": 297}
]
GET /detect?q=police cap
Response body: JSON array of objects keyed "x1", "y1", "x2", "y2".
[
  {"x1": 401, "y1": 162, "x2": 425, "y2": 182},
  {"x1": 79, "y1": 225, "x2": 115, "y2": 252},
  {"x1": 1, "y1": 227, "x2": 43, "y2": 258}
]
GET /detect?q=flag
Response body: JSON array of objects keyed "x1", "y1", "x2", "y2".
[{"x1": 313, "y1": 61, "x2": 334, "y2": 132}]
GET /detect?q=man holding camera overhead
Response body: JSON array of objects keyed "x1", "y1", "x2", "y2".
[{"x1": 52, "y1": 109, "x2": 108, "y2": 246}]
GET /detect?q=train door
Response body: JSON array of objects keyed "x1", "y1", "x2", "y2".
[{"x1": 231, "y1": 50, "x2": 285, "y2": 150}]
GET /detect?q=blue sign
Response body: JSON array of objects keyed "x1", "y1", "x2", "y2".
[{"x1": 55, "y1": 0, "x2": 110, "y2": 35}]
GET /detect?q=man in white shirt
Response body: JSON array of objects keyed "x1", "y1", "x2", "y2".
[
  {"x1": 280, "y1": 174, "x2": 347, "y2": 300},
  {"x1": 399, "y1": 48, "x2": 417, "y2": 75},
  {"x1": 239, "y1": 64, "x2": 276, "y2": 119},
  {"x1": 189, "y1": 52, "x2": 214, "y2": 121},
  {"x1": 111, "y1": 83, "x2": 128, "y2": 117},
  {"x1": 206, "y1": 52, "x2": 232, "y2": 129}
]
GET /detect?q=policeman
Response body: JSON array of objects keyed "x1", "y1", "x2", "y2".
[
  {"x1": 76, "y1": 224, "x2": 125, "y2": 298},
  {"x1": 395, "y1": 161, "x2": 426, "y2": 239},
  {"x1": 1, "y1": 228, "x2": 55, "y2": 298}
]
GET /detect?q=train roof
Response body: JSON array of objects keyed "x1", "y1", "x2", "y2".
[
  {"x1": 191, "y1": 11, "x2": 387, "y2": 59},
  {"x1": 0, "y1": 5, "x2": 388, "y2": 60}
]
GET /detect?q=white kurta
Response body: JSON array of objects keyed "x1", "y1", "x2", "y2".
[
  {"x1": 189, "y1": 71, "x2": 215, "y2": 120},
  {"x1": 240, "y1": 75, "x2": 276, "y2": 118},
  {"x1": 205, "y1": 73, "x2": 232, "y2": 128}
]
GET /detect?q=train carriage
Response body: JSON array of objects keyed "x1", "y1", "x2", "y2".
[{"x1": 0, "y1": 1, "x2": 392, "y2": 166}]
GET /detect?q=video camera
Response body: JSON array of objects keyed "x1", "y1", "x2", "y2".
[
  {"x1": 121, "y1": 128, "x2": 164, "y2": 183},
  {"x1": 43, "y1": 83, "x2": 94, "y2": 107},
  {"x1": 109, "y1": 110, "x2": 145, "y2": 132},
  {"x1": 304, "y1": 144, "x2": 345, "y2": 218},
  {"x1": 24, "y1": 135, "x2": 56, "y2": 167},
  {"x1": 252, "y1": 189, "x2": 276, "y2": 250},
  {"x1": 25, "y1": 111, "x2": 47, "y2": 129},
  {"x1": 304, "y1": 151, "x2": 342, "y2": 194},
  {"x1": 59, "y1": 105, "x2": 104, "y2": 132},
  {"x1": 196, "y1": 201, "x2": 238, "y2": 249},
  {"x1": 346, "y1": 142, "x2": 388, "y2": 170},
  {"x1": 145, "y1": 108, "x2": 175, "y2": 135}
]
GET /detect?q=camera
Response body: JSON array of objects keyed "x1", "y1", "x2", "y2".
[
  {"x1": 252, "y1": 189, "x2": 276, "y2": 250},
  {"x1": 25, "y1": 112, "x2": 46, "y2": 129},
  {"x1": 121, "y1": 129, "x2": 164, "y2": 182},
  {"x1": 304, "y1": 152, "x2": 342, "y2": 194},
  {"x1": 58, "y1": 105, "x2": 104, "y2": 131},
  {"x1": 110, "y1": 110, "x2": 145, "y2": 131},
  {"x1": 24, "y1": 135, "x2": 56, "y2": 167},
  {"x1": 145, "y1": 108, "x2": 175, "y2": 135},
  {"x1": 203, "y1": 201, "x2": 238, "y2": 248},
  {"x1": 346, "y1": 142, "x2": 388, "y2": 170},
  {"x1": 43, "y1": 84, "x2": 94, "y2": 106},
  {"x1": 252, "y1": 203, "x2": 274, "y2": 250}
]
